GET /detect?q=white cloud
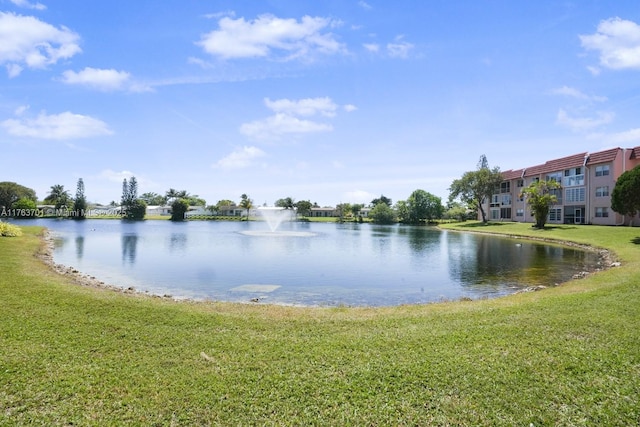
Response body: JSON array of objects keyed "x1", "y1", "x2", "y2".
[
  {"x1": 1, "y1": 109, "x2": 112, "y2": 140},
  {"x1": 556, "y1": 108, "x2": 614, "y2": 132},
  {"x1": 580, "y1": 17, "x2": 640, "y2": 70},
  {"x1": 61, "y1": 67, "x2": 132, "y2": 91},
  {"x1": 343, "y1": 104, "x2": 357, "y2": 112},
  {"x1": 363, "y1": 43, "x2": 380, "y2": 53},
  {"x1": 0, "y1": 12, "x2": 81, "y2": 77},
  {"x1": 387, "y1": 36, "x2": 414, "y2": 58},
  {"x1": 595, "y1": 128, "x2": 640, "y2": 145},
  {"x1": 239, "y1": 97, "x2": 354, "y2": 140},
  {"x1": 10, "y1": 0, "x2": 46, "y2": 10},
  {"x1": 196, "y1": 14, "x2": 346, "y2": 61},
  {"x1": 265, "y1": 97, "x2": 338, "y2": 117},
  {"x1": 240, "y1": 113, "x2": 333, "y2": 140},
  {"x1": 358, "y1": 1, "x2": 372, "y2": 10},
  {"x1": 213, "y1": 146, "x2": 266, "y2": 170},
  {"x1": 342, "y1": 190, "x2": 375, "y2": 204},
  {"x1": 551, "y1": 86, "x2": 607, "y2": 102},
  {"x1": 10, "y1": 0, "x2": 47, "y2": 10},
  {"x1": 99, "y1": 169, "x2": 136, "y2": 183}
]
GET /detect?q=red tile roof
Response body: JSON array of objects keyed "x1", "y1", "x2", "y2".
[
  {"x1": 499, "y1": 147, "x2": 639, "y2": 182},
  {"x1": 522, "y1": 152, "x2": 587, "y2": 177},
  {"x1": 501, "y1": 169, "x2": 524, "y2": 180},
  {"x1": 586, "y1": 147, "x2": 619, "y2": 165}
]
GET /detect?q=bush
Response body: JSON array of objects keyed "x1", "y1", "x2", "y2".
[
  {"x1": 170, "y1": 199, "x2": 189, "y2": 221},
  {"x1": 124, "y1": 199, "x2": 147, "y2": 220},
  {"x1": 0, "y1": 222, "x2": 22, "y2": 237},
  {"x1": 11, "y1": 198, "x2": 38, "y2": 218}
]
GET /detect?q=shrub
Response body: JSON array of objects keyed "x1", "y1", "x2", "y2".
[{"x1": 0, "y1": 222, "x2": 22, "y2": 237}]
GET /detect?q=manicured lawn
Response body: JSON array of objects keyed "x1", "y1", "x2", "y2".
[{"x1": 1, "y1": 223, "x2": 638, "y2": 425}]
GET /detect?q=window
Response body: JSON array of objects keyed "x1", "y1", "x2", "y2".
[
  {"x1": 549, "y1": 208, "x2": 562, "y2": 222},
  {"x1": 500, "y1": 207, "x2": 511, "y2": 219},
  {"x1": 595, "y1": 207, "x2": 609, "y2": 218},
  {"x1": 564, "y1": 167, "x2": 584, "y2": 187},
  {"x1": 565, "y1": 187, "x2": 585, "y2": 203},
  {"x1": 595, "y1": 165, "x2": 610, "y2": 177},
  {"x1": 517, "y1": 179, "x2": 524, "y2": 188},
  {"x1": 500, "y1": 182, "x2": 511, "y2": 193},
  {"x1": 501, "y1": 194, "x2": 512, "y2": 205},
  {"x1": 516, "y1": 209, "x2": 524, "y2": 217},
  {"x1": 490, "y1": 209, "x2": 500, "y2": 220},
  {"x1": 546, "y1": 172, "x2": 562, "y2": 183},
  {"x1": 595, "y1": 186, "x2": 609, "y2": 197}
]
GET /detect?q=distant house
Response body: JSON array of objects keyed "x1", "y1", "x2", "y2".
[
  {"x1": 481, "y1": 146, "x2": 640, "y2": 226},
  {"x1": 146, "y1": 205, "x2": 171, "y2": 216},
  {"x1": 310, "y1": 207, "x2": 337, "y2": 217}
]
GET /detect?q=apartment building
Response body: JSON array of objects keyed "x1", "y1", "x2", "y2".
[{"x1": 485, "y1": 146, "x2": 640, "y2": 226}]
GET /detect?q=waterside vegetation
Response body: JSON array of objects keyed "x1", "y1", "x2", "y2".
[{"x1": 1, "y1": 222, "x2": 638, "y2": 424}]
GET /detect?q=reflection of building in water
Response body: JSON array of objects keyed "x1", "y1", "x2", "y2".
[
  {"x1": 122, "y1": 234, "x2": 138, "y2": 264},
  {"x1": 75, "y1": 236, "x2": 84, "y2": 260}
]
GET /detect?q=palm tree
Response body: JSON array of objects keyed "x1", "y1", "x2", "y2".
[
  {"x1": 239, "y1": 194, "x2": 253, "y2": 220},
  {"x1": 44, "y1": 184, "x2": 71, "y2": 210}
]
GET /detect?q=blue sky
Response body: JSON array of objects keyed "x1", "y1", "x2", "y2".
[{"x1": 2, "y1": 0, "x2": 639, "y2": 207}]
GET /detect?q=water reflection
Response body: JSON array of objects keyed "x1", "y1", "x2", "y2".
[
  {"x1": 75, "y1": 236, "x2": 84, "y2": 260},
  {"x1": 122, "y1": 234, "x2": 138, "y2": 264},
  {"x1": 168, "y1": 233, "x2": 187, "y2": 252}
]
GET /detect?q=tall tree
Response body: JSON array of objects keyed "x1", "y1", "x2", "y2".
[
  {"x1": 170, "y1": 198, "x2": 189, "y2": 221},
  {"x1": 369, "y1": 202, "x2": 397, "y2": 224},
  {"x1": 73, "y1": 178, "x2": 87, "y2": 220},
  {"x1": 520, "y1": 179, "x2": 561, "y2": 229},
  {"x1": 371, "y1": 195, "x2": 392, "y2": 207},
  {"x1": 44, "y1": 184, "x2": 71, "y2": 210},
  {"x1": 0, "y1": 182, "x2": 37, "y2": 209},
  {"x1": 448, "y1": 155, "x2": 503, "y2": 223},
  {"x1": 121, "y1": 176, "x2": 145, "y2": 220},
  {"x1": 140, "y1": 192, "x2": 166, "y2": 206},
  {"x1": 406, "y1": 189, "x2": 443, "y2": 224},
  {"x1": 611, "y1": 165, "x2": 640, "y2": 221},
  {"x1": 294, "y1": 200, "x2": 312, "y2": 217},
  {"x1": 239, "y1": 194, "x2": 253, "y2": 220},
  {"x1": 275, "y1": 197, "x2": 295, "y2": 209}
]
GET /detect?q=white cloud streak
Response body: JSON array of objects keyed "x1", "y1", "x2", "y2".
[
  {"x1": 0, "y1": 12, "x2": 81, "y2": 77},
  {"x1": 239, "y1": 97, "x2": 355, "y2": 140},
  {"x1": 10, "y1": 0, "x2": 46, "y2": 10},
  {"x1": 61, "y1": 67, "x2": 131, "y2": 91},
  {"x1": 1, "y1": 109, "x2": 112, "y2": 140},
  {"x1": 196, "y1": 14, "x2": 346, "y2": 61},
  {"x1": 580, "y1": 17, "x2": 640, "y2": 70},
  {"x1": 556, "y1": 108, "x2": 614, "y2": 132},
  {"x1": 213, "y1": 146, "x2": 266, "y2": 170},
  {"x1": 551, "y1": 86, "x2": 607, "y2": 102}
]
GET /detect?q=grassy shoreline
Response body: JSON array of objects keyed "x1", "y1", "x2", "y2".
[{"x1": 1, "y1": 222, "x2": 638, "y2": 425}]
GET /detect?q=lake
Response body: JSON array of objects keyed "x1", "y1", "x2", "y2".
[{"x1": 20, "y1": 219, "x2": 600, "y2": 307}]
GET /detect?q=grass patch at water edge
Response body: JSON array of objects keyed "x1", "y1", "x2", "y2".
[{"x1": 0, "y1": 223, "x2": 638, "y2": 425}]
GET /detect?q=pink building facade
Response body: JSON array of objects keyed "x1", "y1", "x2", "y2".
[{"x1": 484, "y1": 146, "x2": 640, "y2": 226}]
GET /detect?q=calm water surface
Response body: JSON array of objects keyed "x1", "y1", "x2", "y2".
[{"x1": 24, "y1": 219, "x2": 600, "y2": 306}]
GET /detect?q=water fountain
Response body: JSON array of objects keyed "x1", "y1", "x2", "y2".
[
  {"x1": 240, "y1": 207, "x2": 315, "y2": 237},
  {"x1": 258, "y1": 207, "x2": 295, "y2": 232}
]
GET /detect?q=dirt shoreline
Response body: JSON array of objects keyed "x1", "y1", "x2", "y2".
[{"x1": 36, "y1": 229, "x2": 172, "y2": 299}]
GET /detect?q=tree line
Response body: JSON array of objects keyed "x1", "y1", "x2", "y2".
[{"x1": 2, "y1": 156, "x2": 639, "y2": 225}]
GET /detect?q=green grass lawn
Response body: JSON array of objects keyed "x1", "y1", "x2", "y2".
[{"x1": 1, "y1": 222, "x2": 638, "y2": 425}]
